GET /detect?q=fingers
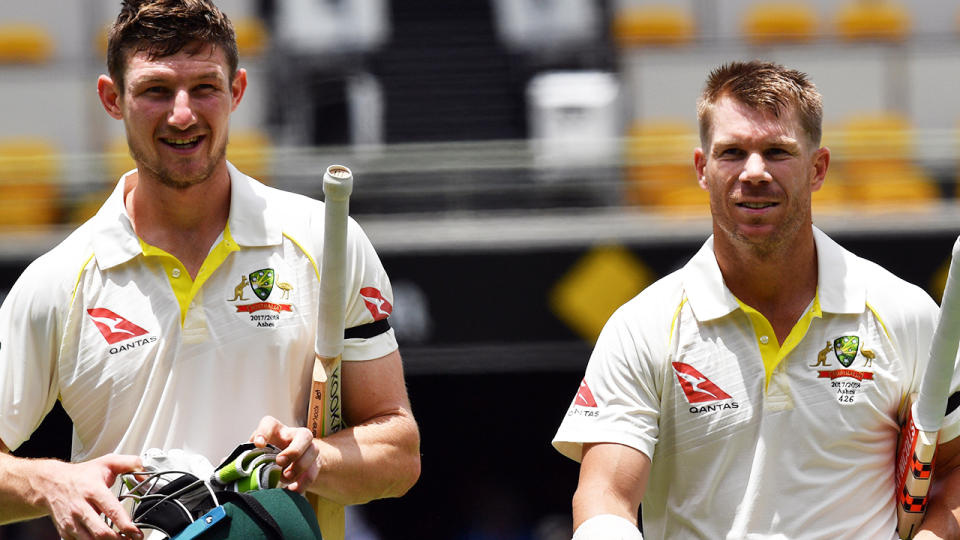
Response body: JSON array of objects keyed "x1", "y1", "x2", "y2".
[
  {"x1": 249, "y1": 415, "x2": 321, "y2": 491},
  {"x1": 285, "y1": 449, "x2": 321, "y2": 493},
  {"x1": 278, "y1": 433, "x2": 320, "y2": 487},
  {"x1": 99, "y1": 454, "x2": 143, "y2": 484},
  {"x1": 93, "y1": 489, "x2": 141, "y2": 540},
  {"x1": 249, "y1": 415, "x2": 283, "y2": 448},
  {"x1": 46, "y1": 455, "x2": 143, "y2": 540}
]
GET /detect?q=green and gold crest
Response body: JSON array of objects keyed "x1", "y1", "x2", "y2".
[
  {"x1": 833, "y1": 336, "x2": 860, "y2": 367},
  {"x1": 249, "y1": 269, "x2": 275, "y2": 301}
]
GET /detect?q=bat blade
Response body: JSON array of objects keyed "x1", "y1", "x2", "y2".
[
  {"x1": 896, "y1": 236, "x2": 960, "y2": 539},
  {"x1": 895, "y1": 397, "x2": 939, "y2": 539}
]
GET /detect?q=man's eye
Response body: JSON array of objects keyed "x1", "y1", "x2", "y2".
[{"x1": 719, "y1": 148, "x2": 743, "y2": 158}]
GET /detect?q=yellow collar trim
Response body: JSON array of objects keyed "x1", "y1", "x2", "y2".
[
  {"x1": 736, "y1": 293, "x2": 823, "y2": 390},
  {"x1": 139, "y1": 225, "x2": 240, "y2": 324}
]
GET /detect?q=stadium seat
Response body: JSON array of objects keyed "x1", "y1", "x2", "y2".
[
  {"x1": 67, "y1": 137, "x2": 131, "y2": 224},
  {"x1": 233, "y1": 17, "x2": 269, "y2": 58},
  {"x1": 227, "y1": 129, "x2": 273, "y2": 184},
  {"x1": 623, "y1": 120, "x2": 706, "y2": 213},
  {"x1": 742, "y1": 2, "x2": 818, "y2": 44},
  {"x1": 833, "y1": 113, "x2": 938, "y2": 205},
  {"x1": 611, "y1": 5, "x2": 696, "y2": 48},
  {"x1": 0, "y1": 139, "x2": 60, "y2": 226},
  {"x1": 834, "y1": 0, "x2": 910, "y2": 42},
  {"x1": 811, "y1": 129, "x2": 850, "y2": 210},
  {"x1": 0, "y1": 24, "x2": 54, "y2": 64}
]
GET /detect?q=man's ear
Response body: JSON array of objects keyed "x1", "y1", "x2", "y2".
[
  {"x1": 97, "y1": 75, "x2": 124, "y2": 120},
  {"x1": 810, "y1": 146, "x2": 830, "y2": 192},
  {"x1": 230, "y1": 68, "x2": 248, "y2": 112},
  {"x1": 694, "y1": 147, "x2": 708, "y2": 190}
]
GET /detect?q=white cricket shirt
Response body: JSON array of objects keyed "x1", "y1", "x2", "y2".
[
  {"x1": 554, "y1": 227, "x2": 960, "y2": 539},
  {"x1": 0, "y1": 162, "x2": 398, "y2": 466}
]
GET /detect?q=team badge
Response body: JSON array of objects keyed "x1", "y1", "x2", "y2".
[
  {"x1": 813, "y1": 335, "x2": 876, "y2": 404},
  {"x1": 833, "y1": 336, "x2": 860, "y2": 367},
  {"x1": 249, "y1": 269, "x2": 275, "y2": 301},
  {"x1": 229, "y1": 269, "x2": 294, "y2": 327}
]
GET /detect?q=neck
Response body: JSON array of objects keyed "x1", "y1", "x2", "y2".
[
  {"x1": 125, "y1": 164, "x2": 231, "y2": 277},
  {"x1": 715, "y1": 226, "x2": 818, "y2": 342}
]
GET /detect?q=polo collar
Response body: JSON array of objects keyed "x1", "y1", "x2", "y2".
[
  {"x1": 224, "y1": 161, "x2": 283, "y2": 248},
  {"x1": 682, "y1": 226, "x2": 865, "y2": 322},
  {"x1": 92, "y1": 162, "x2": 282, "y2": 270}
]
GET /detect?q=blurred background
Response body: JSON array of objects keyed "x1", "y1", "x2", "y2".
[{"x1": 2, "y1": 0, "x2": 960, "y2": 538}]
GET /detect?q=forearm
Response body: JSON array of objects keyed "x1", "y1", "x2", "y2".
[
  {"x1": 573, "y1": 477, "x2": 638, "y2": 529},
  {"x1": 573, "y1": 443, "x2": 648, "y2": 530},
  {"x1": 0, "y1": 451, "x2": 54, "y2": 524},
  {"x1": 916, "y1": 467, "x2": 960, "y2": 539},
  {"x1": 307, "y1": 408, "x2": 421, "y2": 505}
]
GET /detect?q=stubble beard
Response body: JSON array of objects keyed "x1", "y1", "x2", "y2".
[
  {"x1": 128, "y1": 136, "x2": 228, "y2": 191},
  {"x1": 716, "y1": 191, "x2": 812, "y2": 260}
]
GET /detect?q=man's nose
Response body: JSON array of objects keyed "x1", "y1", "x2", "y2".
[
  {"x1": 168, "y1": 89, "x2": 197, "y2": 130},
  {"x1": 739, "y1": 152, "x2": 771, "y2": 184}
]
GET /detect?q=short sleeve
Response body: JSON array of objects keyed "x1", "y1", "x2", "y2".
[
  {"x1": 0, "y1": 257, "x2": 65, "y2": 451},
  {"x1": 315, "y1": 217, "x2": 398, "y2": 362},
  {"x1": 552, "y1": 301, "x2": 666, "y2": 463}
]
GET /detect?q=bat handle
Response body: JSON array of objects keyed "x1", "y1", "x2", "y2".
[{"x1": 323, "y1": 165, "x2": 353, "y2": 202}]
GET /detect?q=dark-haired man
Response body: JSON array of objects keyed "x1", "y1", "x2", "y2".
[{"x1": 0, "y1": 2, "x2": 419, "y2": 539}]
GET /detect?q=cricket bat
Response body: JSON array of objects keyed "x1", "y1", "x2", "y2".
[
  {"x1": 306, "y1": 164, "x2": 353, "y2": 540},
  {"x1": 895, "y1": 236, "x2": 960, "y2": 539}
]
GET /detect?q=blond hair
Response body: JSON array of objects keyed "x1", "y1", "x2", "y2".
[{"x1": 697, "y1": 60, "x2": 823, "y2": 146}]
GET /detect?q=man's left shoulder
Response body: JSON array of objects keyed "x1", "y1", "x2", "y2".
[
  {"x1": 250, "y1": 178, "x2": 322, "y2": 213},
  {"x1": 850, "y1": 253, "x2": 938, "y2": 319}
]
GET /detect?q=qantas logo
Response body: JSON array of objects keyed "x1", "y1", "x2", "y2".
[
  {"x1": 672, "y1": 362, "x2": 732, "y2": 403},
  {"x1": 87, "y1": 308, "x2": 149, "y2": 344},
  {"x1": 574, "y1": 379, "x2": 597, "y2": 407},
  {"x1": 567, "y1": 378, "x2": 600, "y2": 418},
  {"x1": 359, "y1": 287, "x2": 392, "y2": 321}
]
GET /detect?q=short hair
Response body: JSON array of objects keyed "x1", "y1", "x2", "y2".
[
  {"x1": 106, "y1": 0, "x2": 239, "y2": 93},
  {"x1": 697, "y1": 60, "x2": 823, "y2": 146}
]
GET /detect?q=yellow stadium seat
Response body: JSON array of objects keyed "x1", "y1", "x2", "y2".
[
  {"x1": 0, "y1": 139, "x2": 60, "y2": 226},
  {"x1": 834, "y1": 0, "x2": 910, "y2": 42},
  {"x1": 227, "y1": 129, "x2": 273, "y2": 183},
  {"x1": 743, "y1": 2, "x2": 818, "y2": 44},
  {"x1": 67, "y1": 138, "x2": 130, "y2": 224},
  {"x1": 811, "y1": 129, "x2": 850, "y2": 211},
  {"x1": 624, "y1": 120, "x2": 707, "y2": 213},
  {"x1": 234, "y1": 17, "x2": 269, "y2": 58},
  {"x1": 94, "y1": 24, "x2": 111, "y2": 58},
  {"x1": 105, "y1": 137, "x2": 136, "y2": 182},
  {"x1": 833, "y1": 113, "x2": 938, "y2": 205},
  {"x1": 612, "y1": 5, "x2": 695, "y2": 48},
  {"x1": 0, "y1": 24, "x2": 54, "y2": 64}
]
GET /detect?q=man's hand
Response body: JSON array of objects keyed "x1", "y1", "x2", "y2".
[
  {"x1": 249, "y1": 415, "x2": 321, "y2": 493},
  {"x1": 38, "y1": 454, "x2": 143, "y2": 540}
]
